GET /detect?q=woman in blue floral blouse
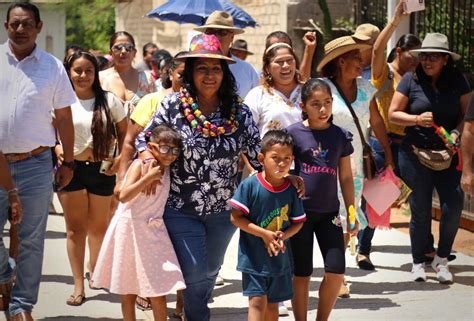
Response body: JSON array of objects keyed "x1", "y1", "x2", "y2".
[{"x1": 135, "y1": 34, "x2": 261, "y2": 321}]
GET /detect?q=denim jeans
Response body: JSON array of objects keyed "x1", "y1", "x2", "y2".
[
  {"x1": 357, "y1": 136, "x2": 394, "y2": 254},
  {"x1": 0, "y1": 150, "x2": 53, "y2": 315},
  {"x1": 398, "y1": 145, "x2": 463, "y2": 264},
  {"x1": 163, "y1": 207, "x2": 237, "y2": 321}
]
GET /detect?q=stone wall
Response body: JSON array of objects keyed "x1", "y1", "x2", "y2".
[{"x1": 116, "y1": 0, "x2": 353, "y2": 71}]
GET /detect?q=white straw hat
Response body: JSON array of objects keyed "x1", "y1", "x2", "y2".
[{"x1": 409, "y1": 33, "x2": 461, "y2": 61}]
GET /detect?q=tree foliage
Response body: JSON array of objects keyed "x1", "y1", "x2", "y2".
[{"x1": 62, "y1": 0, "x2": 116, "y2": 54}]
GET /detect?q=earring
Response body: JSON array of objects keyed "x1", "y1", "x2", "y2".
[{"x1": 267, "y1": 74, "x2": 272, "y2": 81}]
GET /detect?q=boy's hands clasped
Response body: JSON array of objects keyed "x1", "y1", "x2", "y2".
[{"x1": 262, "y1": 230, "x2": 286, "y2": 257}]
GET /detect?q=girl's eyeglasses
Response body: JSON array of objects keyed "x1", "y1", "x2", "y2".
[
  {"x1": 149, "y1": 144, "x2": 180, "y2": 156},
  {"x1": 112, "y1": 44, "x2": 135, "y2": 53},
  {"x1": 419, "y1": 53, "x2": 443, "y2": 62}
]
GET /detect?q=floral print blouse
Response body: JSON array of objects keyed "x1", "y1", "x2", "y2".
[{"x1": 136, "y1": 92, "x2": 262, "y2": 216}]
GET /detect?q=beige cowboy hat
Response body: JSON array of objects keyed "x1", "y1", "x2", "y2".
[
  {"x1": 194, "y1": 11, "x2": 245, "y2": 34},
  {"x1": 354, "y1": 23, "x2": 380, "y2": 45},
  {"x1": 409, "y1": 33, "x2": 461, "y2": 61},
  {"x1": 317, "y1": 35, "x2": 372, "y2": 72}
]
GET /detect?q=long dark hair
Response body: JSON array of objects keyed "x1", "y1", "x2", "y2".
[
  {"x1": 387, "y1": 34, "x2": 421, "y2": 63},
  {"x1": 161, "y1": 52, "x2": 186, "y2": 90},
  {"x1": 414, "y1": 55, "x2": 464, "y2": 92},
  {"x1": 66, "y1": 52, "x2": 115, "y2": 161},
  {"x1": 301, "y1": 78, "x2": 333, "y2": 122},
  {"x1": 182, "y1": 57, "x2": 238, "y2": 119}
]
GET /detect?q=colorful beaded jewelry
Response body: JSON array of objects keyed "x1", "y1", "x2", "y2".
[{"x1": 179, "y1": 89, "x2": 240, "y2": 137}]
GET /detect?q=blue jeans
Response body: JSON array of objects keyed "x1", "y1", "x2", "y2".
[
  {"x1": 398, "y1": 145, "x2": 463, "y2": 264},
  {"x1": 163, "y1": 207, "x2": 236, "y2": 321},
  {"x1": 357, "y1": 136, "x2": 395, "y2": 254},
  {"x1": 0, "y1": 150, "x2": 53, "y2": 315}
]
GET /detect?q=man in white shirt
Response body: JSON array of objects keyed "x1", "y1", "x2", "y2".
[
  {"x1": 0, "y1": 3, "x2": 76, "y2": 320},
  {"x1": 195, "y1": 11, "x2": 260, "y2": 99}
]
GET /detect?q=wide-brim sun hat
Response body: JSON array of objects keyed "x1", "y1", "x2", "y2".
[
  {"x1": 317, "y1": 35, "x2": 372, "y2": 72},
  {"x1": 194, "y1": 11, "x2": 245, "y2": 34},
  {"x1": 176, "y1": 34, "x2": 235, "y2": 64},
  {"x1": 409, "y1": 32, "x2": 461, "y2": 61}
]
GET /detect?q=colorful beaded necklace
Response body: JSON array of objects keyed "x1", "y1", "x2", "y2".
[{"x1": 179, "y1": 88, "x2": 240, "y2": 138}]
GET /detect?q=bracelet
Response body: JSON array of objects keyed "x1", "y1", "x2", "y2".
[
  {"x1": 389, "y1": 21, "x2": 399, "y2": 28},
  {"x1": 142, "y1": 157, "x2": 155, "y2": 164},
  {"x1": 415, "y1": 115, "x2": 420, "y2": 126},
  {"x1": 7, "y1": 188, "x2": 18, "y2": 195}
]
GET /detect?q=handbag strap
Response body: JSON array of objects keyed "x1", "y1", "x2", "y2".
[
  {"x1": 330, "y1": 78, "x2": 370, "y2": 150},
  {"x1": 112, "y1": 123, "x2": 118, "y2": 158}
]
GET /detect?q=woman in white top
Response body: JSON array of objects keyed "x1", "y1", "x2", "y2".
[
  {"x1": 58, "y1": 51, "x2": 127, "y2": 306},
  {"x1": 245, "y1": 42, "x2": 303, "y2": 137}
]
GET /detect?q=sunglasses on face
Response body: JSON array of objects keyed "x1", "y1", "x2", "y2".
[
  {"x1": 419, "y1": 53, "x2": 444, "y2": 62},
  {"x1": 205, "y1": 29, "x2": 233, "y2": 37},
  {"x1": 149, "y1": 144, "x2": 180, "y2": 156},
  {"x1": 112, "y1": 44, "x2": 135, "y2": 53}
]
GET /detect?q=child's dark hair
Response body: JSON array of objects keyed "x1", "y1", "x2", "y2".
[
  {"x1": 261, "y1": 130, "x2": 294, "y2": 154},
  {"x1": 301, "y1": 78, "x2": 334, "y2": 122},
  {"x1": 146, "y1": 125, "x2": 182, "y2": 148}
]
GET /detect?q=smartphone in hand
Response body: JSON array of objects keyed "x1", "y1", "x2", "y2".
[{"x1": 403, "y1": 0, "x2": 425, "y2": 13}]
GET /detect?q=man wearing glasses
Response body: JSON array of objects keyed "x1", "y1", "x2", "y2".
[
  {"x1": 0, "y1": 3, "x2": 76, "y2": 320},
  {"x1": 195, "y1": 11, "x2": 259, "y2": 99}
]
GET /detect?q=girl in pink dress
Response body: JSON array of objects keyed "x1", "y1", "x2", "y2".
[{"x1": 93, "y1": 125, "x2": 185, "y2": 321}]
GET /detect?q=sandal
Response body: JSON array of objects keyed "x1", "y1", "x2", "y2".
[
  {"x1": 66, "y1": 293, "x2": 86, "y2": 306},
  {"x1": 85, "y1": 272, "x2": 101, "y2": 290},
  {"x1": 172, "y1": 312, "x2": 185, "y2": 321},
  {"x1": 0, "y1": 280, "x2": 13, "y2": 311},
  {"x1": 136, "y1": 296, "x2": 152, "y2": 311}
]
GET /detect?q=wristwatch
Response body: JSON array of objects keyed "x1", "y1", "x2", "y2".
[{"x1": 61, "y1": 160, "x2": 76, "y2": 170}]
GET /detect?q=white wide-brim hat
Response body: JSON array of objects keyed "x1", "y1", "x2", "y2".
[{"x1": 409, "y1": 33, "x2": 461, "y2": 61}]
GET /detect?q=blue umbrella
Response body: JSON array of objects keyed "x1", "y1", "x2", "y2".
[{"x1": 146, "y1": 0, "x2": 257, "y2": 28}]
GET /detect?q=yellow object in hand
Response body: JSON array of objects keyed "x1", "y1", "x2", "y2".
[{"x1": 348, "y1": 205, "x2": 356, "y2": 256}]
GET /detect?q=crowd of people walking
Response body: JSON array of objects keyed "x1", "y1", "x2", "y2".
[{"x1": 0, "y1": 1, "x2": 473, "y2": 321}]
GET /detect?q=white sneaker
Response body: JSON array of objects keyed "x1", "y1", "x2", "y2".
[
  {"x1": 278, "y1": 302, "x2": 289, "y2": 316},
  {"x1": 215, "y1": 275, "x2": 224, "y2": 286},
  {"x1": 431, "y1": 255, "x2": 453, "y2": 284},
  {"x1": 411, "y1": 263, "x2": 426, "y2": 282}
]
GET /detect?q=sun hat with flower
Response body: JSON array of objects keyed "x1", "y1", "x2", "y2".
[
  {"x1": 409, "y1": 33, "x2": 461, "y2": 61},
  {"x1": 317, "y1": 35, "x2": 372, "y2": 72},
  {"x1": 176, "y1": 34, "x2": 235, "y2": 63}
]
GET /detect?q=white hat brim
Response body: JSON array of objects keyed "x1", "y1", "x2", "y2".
[{"x1": 409, "y1": 48, "x2": 461, "y2": 61}]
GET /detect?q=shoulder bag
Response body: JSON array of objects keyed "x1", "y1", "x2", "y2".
[{"x1": 330, "y1": 78, "x2": 377, "y2": 179}]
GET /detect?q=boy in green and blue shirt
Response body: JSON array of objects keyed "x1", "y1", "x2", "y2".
[{"x1": 229, "y1": 130, "x2": 305, "y2": 321}]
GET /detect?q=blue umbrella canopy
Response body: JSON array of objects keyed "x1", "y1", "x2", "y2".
[{"x1": 146, "y1": 0, "x2": 257, "y2": 28}]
